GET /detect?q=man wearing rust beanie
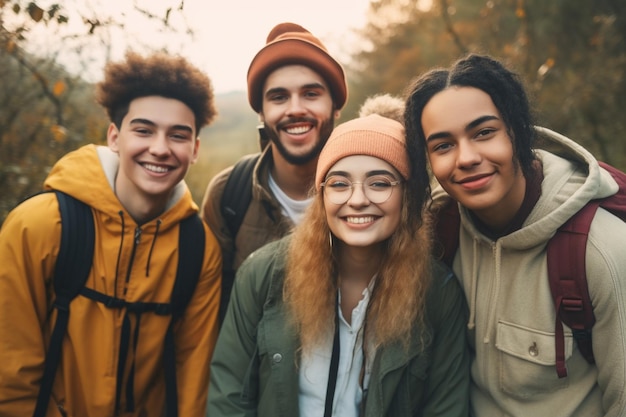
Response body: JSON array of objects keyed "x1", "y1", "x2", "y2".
[
  {"x1": 247, "y1": 22, "x2": 347, "y2": 113},
  {"x1": 201, "y1": 22, "x2": 348, "y2": 324}
]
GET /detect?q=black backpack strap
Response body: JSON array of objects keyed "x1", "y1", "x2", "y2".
[
  {"x1": 33, "y1": 192, "x2": 95, "y2": 417},
  {"x1": 219, "y1": 153, "x2": 260, "y2": 324},
  {"x1": 76, "y1": 287, "x2": 171, "y2": 414},
  {"x1": 221, "y1": 153, "x2": 260, "y2": 237},
  {"x1": 163, "y1": 214, "x2": 205, "y2": 417}
]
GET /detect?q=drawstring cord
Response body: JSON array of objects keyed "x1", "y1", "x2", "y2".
[
  {"x1": 114, "y1": 211, "x2": 125, "y2": 297},
  {"x1": 110, "y1": 215, "x2": 164, "y2": 413},
  {"x1": 145, "y1": 219, "x2": 161, "y2": 277}
]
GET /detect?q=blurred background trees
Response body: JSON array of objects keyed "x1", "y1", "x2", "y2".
[
  {"x1": 0, "y1": 0, "x2": 193, "y2": 221},
  {"x1": 344, "y1": 0, "x2": 626, "y2": 168},
  {"x1": 1, "y1": 0, "x2": 625, "y2": 224}
]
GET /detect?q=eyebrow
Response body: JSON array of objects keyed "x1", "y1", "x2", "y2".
[
  {"x1": 425, "y1": 115, "x2": 500, "y2": 142},
  {"x1": 264, "y1": 82, "x2": 327, "y2": 98},
  {"x1": 129, "y1": 118, "x2": 193, "y2": 133},
  {"x1": 326, "y1": 169, "x2": 397, "y2": 179}
]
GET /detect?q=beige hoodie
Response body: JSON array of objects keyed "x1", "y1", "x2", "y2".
[{"x1": 435, "y1": 127, "x2": 626, "y2": 416}]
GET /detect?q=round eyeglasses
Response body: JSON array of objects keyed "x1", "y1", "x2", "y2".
[{"x1": 320, "y1": 175, "x2": 401, "y2": 205}]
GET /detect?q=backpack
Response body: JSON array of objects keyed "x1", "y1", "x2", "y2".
[
  {"x1": 218, "y1": 152, "x2": 261, "y2": 324},
  {"x1": 434, "y1": 161, "x2": 626, "y2": 378},
  {"x1": 217, "y1": 126, "x2": 270, "y2": 324},
  {"x1": 221, "y1": 153, "x2": 261, "y2": 238},
  {"x1": 33, "y1": 191, "x2": 205, "y2": 417}
]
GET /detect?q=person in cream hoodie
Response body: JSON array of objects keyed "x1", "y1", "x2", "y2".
[{"x1": 404, "y1": 53, "x2": 626, "y2": 416}]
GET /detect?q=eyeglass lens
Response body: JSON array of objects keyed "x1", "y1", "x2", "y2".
[{"x1": 322, "y1": 175, "x2": 398, "y2": 204}]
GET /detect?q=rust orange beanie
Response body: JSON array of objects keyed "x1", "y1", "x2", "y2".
[
  {"x1": 247, "y1": 22, "x2": 348, "y2": 113},
  {"x1": 315, "y1": 114, "x2": 409, "y2": 190}
]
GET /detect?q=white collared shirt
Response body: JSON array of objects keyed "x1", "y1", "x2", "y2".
[{"x1": 298, "y1": 281, "x2": 375, "y2": 417}]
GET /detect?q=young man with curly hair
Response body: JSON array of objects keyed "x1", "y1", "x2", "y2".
[{"x1": 0, "y1": 51, "x2": 222, "y2": 417}]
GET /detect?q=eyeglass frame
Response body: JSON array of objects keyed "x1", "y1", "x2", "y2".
[{"x1": 320, "y1": 174, "x2": 402, "y2": 205}]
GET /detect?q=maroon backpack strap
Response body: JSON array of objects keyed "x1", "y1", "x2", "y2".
[
  {"x1": 598, "y1": 161, "x2": 626, "y2": 221},
  {"x1": 547, "y1": 201, "x2": 598, "y2": 378},
  {"x1": 547, "y1": 161, "x2": 626, "y2": 378}
]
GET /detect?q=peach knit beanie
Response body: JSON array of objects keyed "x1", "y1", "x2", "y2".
[{"x1": 315, "y1": 114, "x2": 409, "y2": 190}]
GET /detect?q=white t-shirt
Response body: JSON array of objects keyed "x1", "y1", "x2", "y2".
[{"x1": 268, "y1": 172, "x2": 312, "y2": 225}]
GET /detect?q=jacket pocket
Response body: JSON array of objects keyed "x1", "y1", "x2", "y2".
[{"x1": 496, "y1": 320, "x2": 572, "y2": 399}]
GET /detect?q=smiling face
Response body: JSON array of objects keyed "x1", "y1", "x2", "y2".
[
  {"x1": 421, "y1": 87, "x2": 526, "y2": 229},
  {"x1": 323, "y1": 155, "x2": 403, "y2": 250},
  {"x1": 107, "y1": 95, "x2": 198, "y2": 220},
  {"x1": 260, "y1": 65, "x2": 337, "y2": 165}
]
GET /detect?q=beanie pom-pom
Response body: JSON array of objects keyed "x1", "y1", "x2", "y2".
[{"x1": 266, "y1": 22, "x2": 309, "y2": 43}]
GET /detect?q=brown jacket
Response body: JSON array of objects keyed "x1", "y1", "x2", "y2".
[{"x1": 201, "y1": 146, "x2": 294, "y2": 273}]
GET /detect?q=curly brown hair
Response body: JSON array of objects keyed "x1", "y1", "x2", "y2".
[{"x1": 95, "y1": 51, "x2": 217, "y2": 133}]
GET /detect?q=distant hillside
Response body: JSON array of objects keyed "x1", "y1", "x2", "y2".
[{"x1": 187, "y1": 90, "x2": 261, "y2": 203}]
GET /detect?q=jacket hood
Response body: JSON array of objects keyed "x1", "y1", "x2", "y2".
[
  {"x1": 43, "y1": 144, "x2": 198, "y2": 226},
  {"x1": 458, "y1": 126, "x2": 619, "y2": 251}
]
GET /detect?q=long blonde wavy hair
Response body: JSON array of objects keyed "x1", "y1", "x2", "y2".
[{"x1": 283, "y1": 183, "x2": 433, "y2": 353}]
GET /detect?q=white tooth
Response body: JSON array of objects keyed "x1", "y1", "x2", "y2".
[
  {"x1": 347, "y1": 216, "x2": 374, "y2": 224},
  {"x1": 144, "y1": 163, "x2": 168, "y2": 173},
  {"x1": 286, "y1": 126, "x2": 311, "y2": 135}
]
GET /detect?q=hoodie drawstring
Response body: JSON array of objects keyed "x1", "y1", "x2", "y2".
[
  {"x1": 145, "y1": 219, "x2": 161, "y2": 277},
  {"x1": 467, "y1": 237, "x2": 479, "y2": 331},
  {"x1": 89, "y1": 214, "x2": 167, "y2": 414},
  {"x1": 114, "y1": 211, "x2": 125, "y2": 297},
  {"x1": 483, "y1": 242, "x2": 502, "y2": 344}
]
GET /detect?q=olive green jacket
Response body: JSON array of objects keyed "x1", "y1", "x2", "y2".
[{"x1": 207, "y1": 237, "x2": 470, "y2": 417}]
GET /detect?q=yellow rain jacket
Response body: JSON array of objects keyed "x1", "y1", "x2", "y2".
[{"x1": 0, "y1": 144, "x2": 221, "y2": 416}]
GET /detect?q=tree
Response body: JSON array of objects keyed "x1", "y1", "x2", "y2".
[
  {"x1": 347, "y1": 0, "x2": 626, "y2": 169},
  {"x1": 0, "y1": 0, "x2": 194, "y2": 223}
]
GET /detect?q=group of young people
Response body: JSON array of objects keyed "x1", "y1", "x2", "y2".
[{"x1": 0, "y1": 20, "x2": 624, "y2": 417}]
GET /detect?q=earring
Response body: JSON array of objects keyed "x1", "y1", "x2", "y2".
[{"x1": 329, "y1": 232, "x2": 334, "y2": 250}]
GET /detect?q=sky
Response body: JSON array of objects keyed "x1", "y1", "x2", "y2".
[
  {"x1": 169, "y1": 0, "x2": 371, "y2": 93},
  {"x1": 7, "y1": 0, "x2": 372, "y2": 94},
  {"x1": 61, "y1": 0, "x2": 373, "y2": 94}
]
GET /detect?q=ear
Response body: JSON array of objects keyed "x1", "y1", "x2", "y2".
[
  {"x1": 334, "y1": 109, "x2": 341, "y2": 120},
  {"x1": 191, "y1": 137, "x2": 200, "y2": 164},
  {"x1": 107, "y1": 123, "x2": 120, "y2": 152}
]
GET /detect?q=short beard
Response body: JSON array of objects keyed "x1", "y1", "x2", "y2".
[{"x1": 263, "y1": 113, "x2": 335, "y2": 165}]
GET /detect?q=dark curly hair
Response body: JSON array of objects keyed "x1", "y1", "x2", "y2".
[
  {"x1": 95, "y1": 51, "x2": 217, "y2": 133},
  {"x1": 404, "y1": 53, "x2": 537, "y2": 185}
]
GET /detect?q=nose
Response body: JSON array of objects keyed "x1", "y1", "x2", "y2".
[
  {"x1": 286, "y1": 95, "x2": 306, "y2": 116},
  {"x1": 149, "y1": 132, "x2": 171, "y2": 157},
  {"x1": 347, "y1": 182, "x2": 370, "y2": 207},
  {"x1": 456, "y1": 139, "x2": 481, "y2": 168}
]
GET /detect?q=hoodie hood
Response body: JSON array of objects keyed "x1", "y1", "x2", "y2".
[
  {"x1": 458, "y1": 126, "x2": 618, "y2": 251},
  {"x1": 43, "y1": 144, "x2": 198, "y2": 226},
  {"x1": 448, "y1": 127, "x2": 619, "y2": 345}
]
